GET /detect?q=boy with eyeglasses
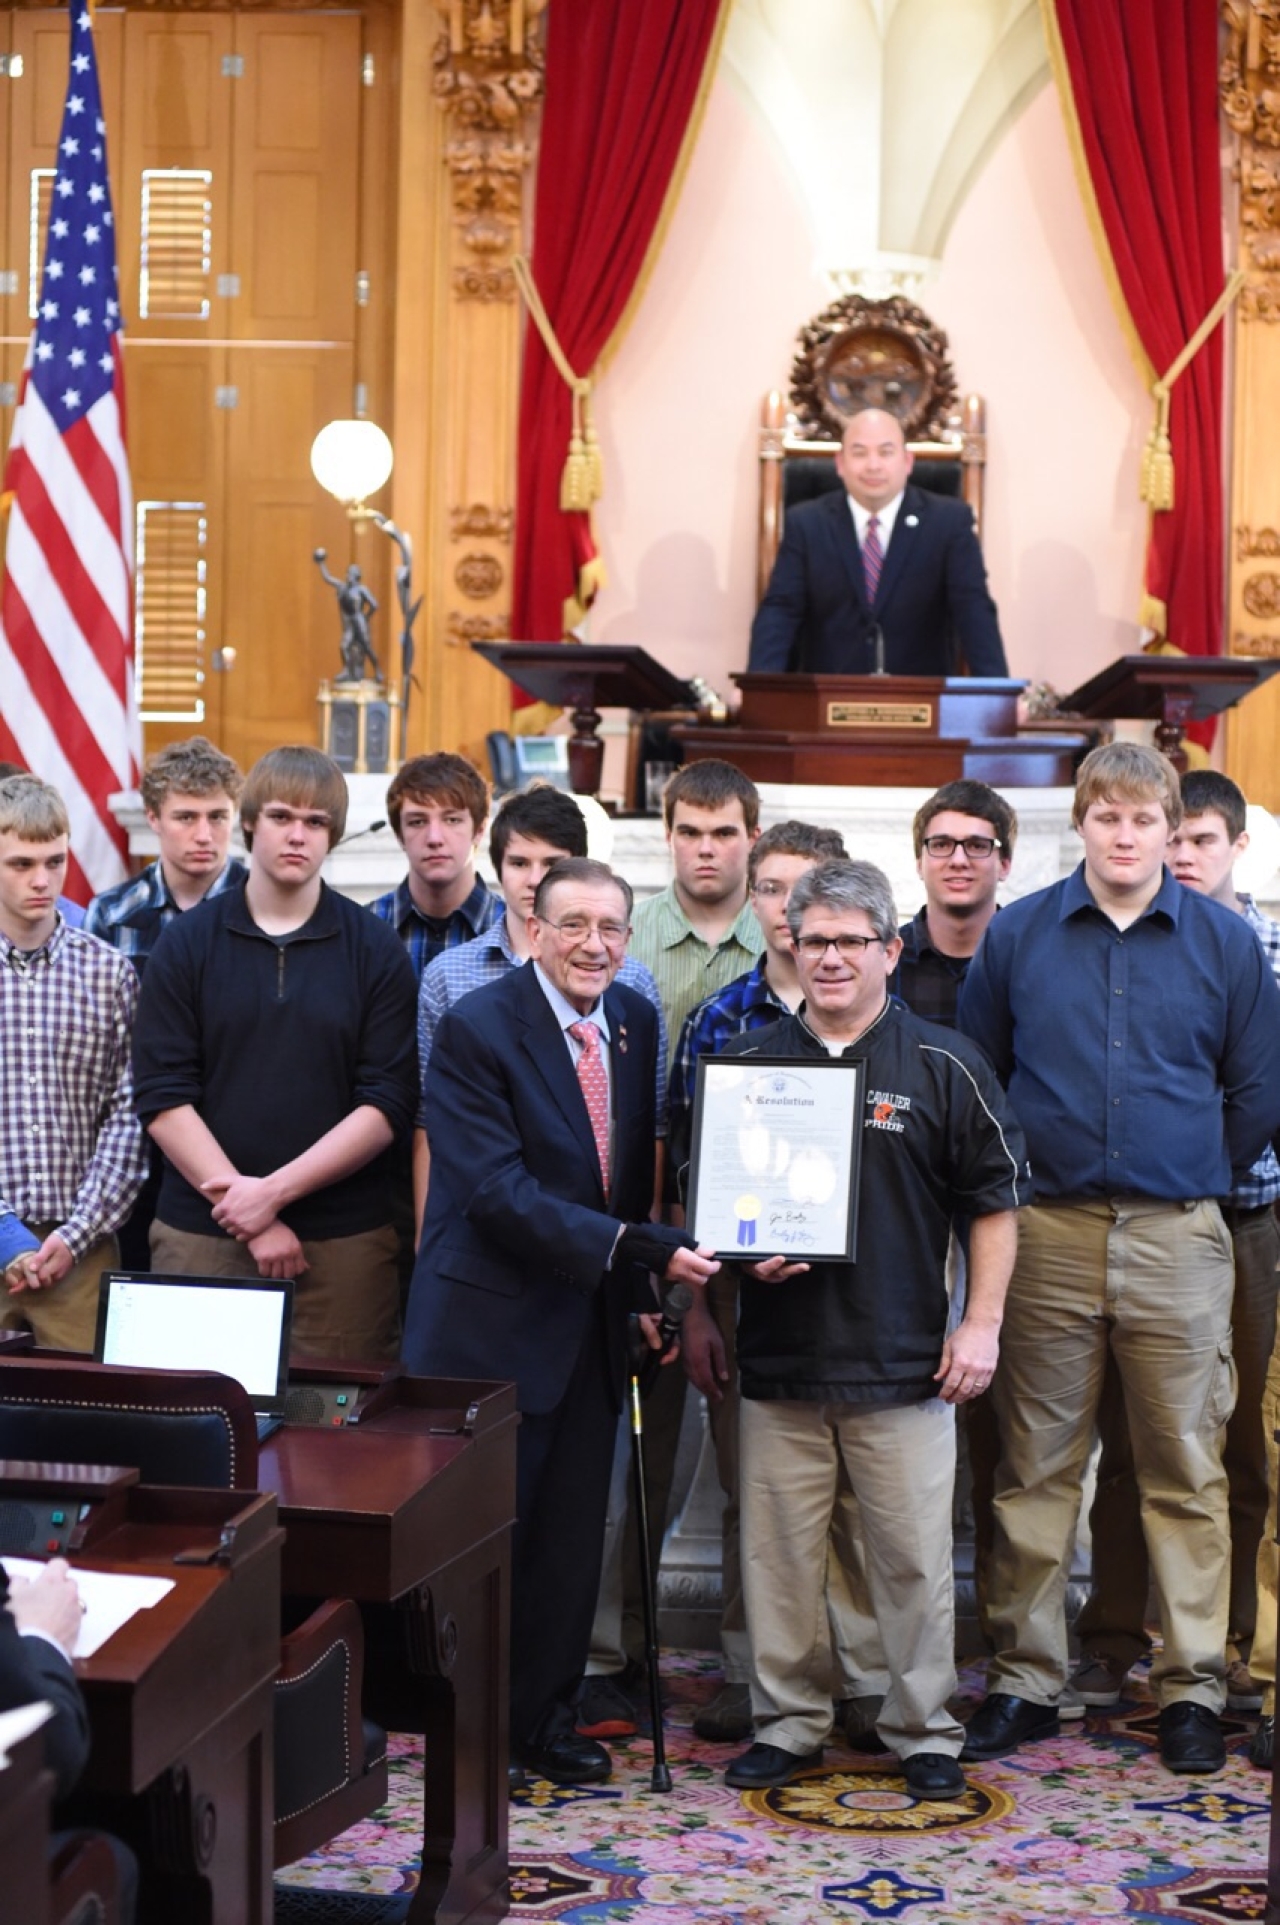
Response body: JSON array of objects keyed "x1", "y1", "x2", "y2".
[
  {"x1": 891, "y1": 780, "x2": 1017, "y2": 1028},
  {"x1": 133, "y1": 746, "x2": 418, "y2": 1363}
]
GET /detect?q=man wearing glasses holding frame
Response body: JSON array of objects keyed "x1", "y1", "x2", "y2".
[{"x1": 403, "y1": 857, "x2": 719, "y2": 1787}]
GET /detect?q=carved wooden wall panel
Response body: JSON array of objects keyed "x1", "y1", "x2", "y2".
[
  {"x1": 1222, "y1": 2, "x2": 1280, "y2": 805},
  {"x1": 386, "y1": 0, "x2": 544, "y2": 763}
]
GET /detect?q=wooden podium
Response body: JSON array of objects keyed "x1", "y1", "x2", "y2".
[
  {"x1": 474, "y1": 642, "x2": 695, "y2": 794},
  {"x1": 675, "y1": 674, "x2": 1090, "y2": 788},
  {"x1": 1061, "y1": 653, "x2": 1280, "y2": 770}
]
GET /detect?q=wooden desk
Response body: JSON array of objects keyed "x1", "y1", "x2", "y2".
[
  {"x1": 0, "y1": 1464, "x2": 282, "y2": 1925},
  {"x1": 262, "y1": 1374, "x2": 518, "y2": 1925}
]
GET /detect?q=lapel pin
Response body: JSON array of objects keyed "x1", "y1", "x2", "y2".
[
  {"x1": 905, "y1": 514, "x2": 919, "y2": 527},
  {"x1": 618, "y1": 1025, "x2": 628, "y2": 1053}
]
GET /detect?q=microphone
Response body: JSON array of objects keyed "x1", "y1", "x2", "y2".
[
  {"x1": 632, "y1": 1282, "x2": 696, "y2": 1395},
  {"x1": 654, "y1": 1282, "x2": 695, "y2": 1352},
  {"x1": 337, "y1": 817, "x2": 387, "y2": 845},
  {"x1": 869, "y1": 621, "x2": 887, "y2": 677}
]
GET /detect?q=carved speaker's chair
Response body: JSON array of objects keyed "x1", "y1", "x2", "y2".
[
  {"x1": 0, "y1": 1358, "x2": 388, "y2": 1871},
  {"x1": 757, "y1": 292, "x2": 988, "y2": 602}
]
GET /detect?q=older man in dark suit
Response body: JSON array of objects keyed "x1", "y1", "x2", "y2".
[
  {"x1": 402, "y1": 857, "x2": 719, "y2": 1786},
  {"x1": 748, "y1": 407, "x2": 1007, "y2": 678}
]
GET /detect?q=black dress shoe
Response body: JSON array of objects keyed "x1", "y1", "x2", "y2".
[
  {"x1": 724, "y1": 1741, "x2": 823, "y2": 1789},
  {"x1": 960, "y1": 1693, "x2": 1059, "y2": 1761},
  {"x1": 902, "y1": 1752, "x2": 966, "y2": 1800},
  {"x1": 1157, "y1": 1702, "x2": 1226, "y2": 1774},
  {"x1": 521, "y1": 1731, "x2": 612, "y2": 1785},
  {"x1": 1249, "y1": 1714, "x2": 1274, "y2": 1770},
  {"x1": 508, "y1": 1760, "x2": 528, "y2": 1793}
]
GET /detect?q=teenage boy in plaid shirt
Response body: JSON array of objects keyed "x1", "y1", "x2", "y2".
[{"x1": 0, "y1": 777, "x2": 147, "y2": 1350}]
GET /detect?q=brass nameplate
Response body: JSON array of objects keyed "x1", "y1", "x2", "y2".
[{"x1": 827, "y1": 701, "x2": 933, "y2": 730}]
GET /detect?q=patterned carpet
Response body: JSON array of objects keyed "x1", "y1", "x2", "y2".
[{"x1": 274, "y1": 1652, "x2": 1277, "y2": 1924}]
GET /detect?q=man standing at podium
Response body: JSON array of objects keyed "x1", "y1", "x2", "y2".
[{"x1": 748, "y1": 407, "x2": 1007, "y2": 678}]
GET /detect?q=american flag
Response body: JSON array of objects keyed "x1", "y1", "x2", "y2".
[{"x1": 0, "y1": 4, "x2": 138, "y2": 901}]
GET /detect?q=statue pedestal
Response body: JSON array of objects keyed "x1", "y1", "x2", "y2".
[{"x1": 317, "y1": 678, "x2": 399, "y2": 774}]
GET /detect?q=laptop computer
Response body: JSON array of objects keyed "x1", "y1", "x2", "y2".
[{"x1": 94, "y1": 1271, "x2": 294, "y2": 1442}]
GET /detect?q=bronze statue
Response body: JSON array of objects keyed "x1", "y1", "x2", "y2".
[{"x1": 314, "y1": 549, "x2": 383, "y2": 684}]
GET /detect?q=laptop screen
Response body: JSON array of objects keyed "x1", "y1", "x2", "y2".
[{"x1": 94, "y1": 1272, "x2": 294, "y2": 1417}]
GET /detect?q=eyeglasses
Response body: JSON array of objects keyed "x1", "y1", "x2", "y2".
[
  {"x1": 537, "y1": 915, "x2": 630, "y2": 945},
  {"x1": 920, "y1": 835, "x2": 998, "y2": 860},
  {"x1": 751, "y1": 879, "x2": 789, "y2": 900},
  {"x1": 260, "y1": 806, "x2": 332, "y2": 833},
  {"x1": 795, "y1": 934, "x2": 882, "y2": 959}
]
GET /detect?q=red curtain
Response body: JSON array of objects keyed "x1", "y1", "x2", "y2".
[
  {"x1": 1049, "y1": 1, "x2": 1227, "y2": 689},
  {"x1": 511, "y1": 0, "x2": 724, "y2": 646}
]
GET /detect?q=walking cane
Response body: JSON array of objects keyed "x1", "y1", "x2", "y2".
[{"x1": 628, "y1": 1284, "x2": 694, "y2": 1794}]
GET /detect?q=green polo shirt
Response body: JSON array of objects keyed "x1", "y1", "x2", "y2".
[{"x1": 629, "y1": 884, "x2": 763, "y2": 1065}]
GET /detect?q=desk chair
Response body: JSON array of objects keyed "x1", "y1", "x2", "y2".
[
  {"x1": 0, "y1": 1357, "x2": 388, "y2": 1871},
  {"x1": 50, "y1": 1829, "x2": 130, "y2": 1925}
]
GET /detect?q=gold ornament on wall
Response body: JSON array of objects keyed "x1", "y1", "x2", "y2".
[
  {"x1": 788, "y1": 294, "x2": 960, "y2": 441},
  {"x1": 1242, "y1": 570, "x2": 1280, "y2": 618},
  {"x1": 445, "y1": 610, "x2": 509, "y2": 647},
  {"x1": 434, "y1": 0, "x2": 547, "y2": 304},
  {"x1": 1222, "y1": 3, "x2": 1280, "y2": 321},
  {"x1": 1237, "y1": 524, "x2": 1280, "y2": 557},
  {"x1": 455, "y1": 552, "x2": 505, "y2": 599},
  {"x1": 1233, "y1": 629, "x2": 1280, "y2": 657},
  {"x1": 450, "y1": 503, "x2": 514, "y2": 541}
]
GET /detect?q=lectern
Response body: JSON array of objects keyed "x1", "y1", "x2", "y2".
[
  {"x1": 1061, "y1": 654, "x2": 1280, "y2": 770},
  {"x1": 474, "y1": 642, "x2": 695, "y2": 795}
]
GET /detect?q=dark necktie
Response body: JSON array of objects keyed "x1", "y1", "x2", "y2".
[
  {"x1": 569, "y1": 1021, "x2": 610, "y2": 1190},
  {"x1": 862, "y1": 513, "x2": 883, "y2": 603}
]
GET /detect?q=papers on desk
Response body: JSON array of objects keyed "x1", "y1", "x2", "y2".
[
  {"x1": 0, "y1": 1699, "x2": 53, "y2": 1769},
  {"x1": 2, "y1": 1557, "x2": 174, "y2": 1659}
]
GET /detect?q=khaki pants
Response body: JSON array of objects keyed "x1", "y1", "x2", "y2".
[
  {"x1": 149, "y1": 1219, "x2": 402, "y2": 1364},
  {"x1": 989, "y1": 1197, "x2": 1235, "y2": 1710},
  {"x1": 1248, "y1": 1309, "x2": 1280, "y2": 1713},
  {"x1": 740, "y1": 1394, "x2": 963, "y2": 1759},
  {"x1": 0, "y1": 1227, "x2": 119, "y2": 1353},
  {"x1": 1075, "y1": 1203, "x2": 1280, "y2": 1668}
]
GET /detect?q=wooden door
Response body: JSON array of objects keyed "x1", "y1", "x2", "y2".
[{"x1": 216, "y1": 12, "x2": 361, "y2": 766}]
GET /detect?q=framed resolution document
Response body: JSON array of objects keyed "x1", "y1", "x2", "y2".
[{"x1": 686, "y1": 1055, "x2": 865, "y2": 1262}]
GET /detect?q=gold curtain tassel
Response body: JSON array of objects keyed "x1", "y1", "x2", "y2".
[
  {"x1": 584, "y1": 424, "x2": 604, "y2": 503},
  {"x1": 1140, "y1": 385, "x2": 1174, "y2": 511},
  {"x1": 560, "y1": 434, "x2": 592, "y2": 512}
]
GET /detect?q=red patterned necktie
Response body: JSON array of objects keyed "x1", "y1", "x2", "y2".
[
  {"x1": 569, "y1": 1021, "x2": 610, "y2": 1191},
  {"x1": 862, "y1": 513, "x2": 883, "y2": 603}
]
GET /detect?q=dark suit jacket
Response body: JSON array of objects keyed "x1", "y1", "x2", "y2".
[
  {"x1": 748, "y1": 482, "x2": 1007, "y2": 678},
  {"x1": 402, "y1": 962, "x2": 660, "y2": 1415},
  {"x1": 0, "y1": 1568, "x2": 91, "y2": 1801}
]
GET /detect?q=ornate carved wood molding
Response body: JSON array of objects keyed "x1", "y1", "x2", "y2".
[
  {"x1": 1221, "y1": 4, "x2": 1280, "y2": 799},
  {"x1": 450, "y1": 502, "x2": 514, "y2": 541},
  {"x1": 445, "y1": 610, "x2": 509, "y2": 646},
  {"x1": 433, "y1": 0, "x2": 546, "y2": 304},
  {"x1": 789, "y1": 294, "x2": 960, "y2": 441},
  {"x1": 1222, "y1": 2, "x2": 1280, "y2": 321}
]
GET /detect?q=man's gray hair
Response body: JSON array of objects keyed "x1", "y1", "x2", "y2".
[{"x1": 786, "y1": 859, "x2": 898, "y2": 946}]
